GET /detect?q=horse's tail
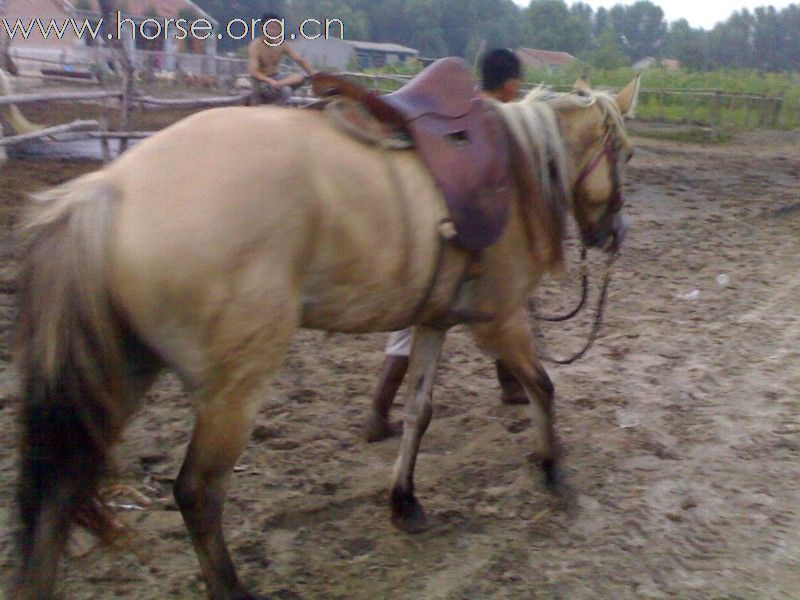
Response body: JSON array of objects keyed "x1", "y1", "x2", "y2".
[{"x1": 12, "y1": 172, "x2": 145, "y2": 599}]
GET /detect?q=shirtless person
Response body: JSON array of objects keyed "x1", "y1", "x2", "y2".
[
  {"x1": 367, "y1": 48, "x2": 528, "y2": 443},
  {"x1": 248, "y1": 12, "x2": 315, "y2": 104}
]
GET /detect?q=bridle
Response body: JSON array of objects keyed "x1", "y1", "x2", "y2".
[
  {"x1": 573, "y1": 125, "x2": 626, "y2": 229},
  {"x1": 531, "y1": 115, "x2": 626, "y2": 365}
]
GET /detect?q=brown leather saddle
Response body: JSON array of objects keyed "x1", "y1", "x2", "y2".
[{"x1": 311, "y1": 58, "x2": 512, "y2": 253}]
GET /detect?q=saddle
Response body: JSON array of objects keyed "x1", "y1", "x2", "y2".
[{"x1": 311, "y1": 58, "x2": 512, "y2": 253}]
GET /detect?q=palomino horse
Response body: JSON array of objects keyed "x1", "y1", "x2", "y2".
[{"x1": 12, "y1": 76, "x2": 640, "y2": 599}]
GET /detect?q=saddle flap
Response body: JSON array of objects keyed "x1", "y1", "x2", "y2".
[
  {"x1": 315, "y1": 63, "x2": 513, "y2": 253},
  {"x1": 409, "y1": 103, "x2": 512, "y2": 251},
  {"x1": 383, "y1": 57, "x2": 476, "y2": 121}
]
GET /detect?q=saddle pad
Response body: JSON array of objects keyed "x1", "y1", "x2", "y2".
[{"x1": 324, "y1": 98, "x2": 413, "y2": 150}]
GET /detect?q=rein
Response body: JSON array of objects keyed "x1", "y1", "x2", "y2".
[
  {"x1": 531, "y1": 248, "x2": 618, "y2": 366},
  {"x1": 531, "y1": 115, "x2": 624, "y2": 365},
  {"x1": 530, "y1": 245, "x2": 589, "y2": 322}
]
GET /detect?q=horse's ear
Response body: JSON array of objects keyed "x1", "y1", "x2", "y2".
[
  {"x1": 615, "y1": 74, "x2": 642, "y2": 118},
  {"x1": 572, "y1": 75, "x2": 591, "y2": 93}
]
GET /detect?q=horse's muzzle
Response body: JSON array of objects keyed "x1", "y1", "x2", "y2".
[
  {"x1": 582, "y1": 212, "x2": 628, "y2": 253},
  {"x1": 610, "y1": 213, "x2": 629, "y2": 253}
]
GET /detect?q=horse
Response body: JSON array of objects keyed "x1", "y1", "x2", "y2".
[{"x1": 11, "y1": 75, "x2": 640, "y2": 600}]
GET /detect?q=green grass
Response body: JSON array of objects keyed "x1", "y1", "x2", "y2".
[
  {"x1": 523, "y1": 64, "x2": 800, "y2": 131},
  {"x1": 364, "y1": 62, "x2": 800, "y2": 131}
]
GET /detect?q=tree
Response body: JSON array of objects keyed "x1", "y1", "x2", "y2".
[
  {"x1": 663, "y1": 18, "x2": 707, "y2": 70},
  {"x1": 777, "y1": 4, "x2": 800, "y2": 71},
  {"x1": 753, "y1": 6, "x2": 781, "y2": 71},
  {"x1": 522, "y1": 0, "x2": 593, "y2": 55},
  {"x1": 287, "y1": 0, "x2": 370, "y2": 41},
  {"x1": 593, "y1": 7, "x2": 609, "y2": 38},
  {"x1": 184, "y1": 0, "x2": 800, "y2": 72},
  {"x1": 97, "y1": 0, "x2": 135, "y2": 148},
  {"x1": 707, "y1": 10, "x2": 755, "y2": 69},
  {"x1": 590, "y1": 26, "x2": 628, "y2": 69},
  {"x1": 608, "y1": 0, "x2": 666, "y2": 62}
]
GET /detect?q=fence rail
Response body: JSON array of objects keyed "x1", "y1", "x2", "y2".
[
  {"x1": 0, "y1": 90, "x2": 122, "y2": 107},
  {"x1": 0, "y1": 73, "x2": 317, "y2": 158},
  {"x1": 2, "y1": 63, "x2": 796, "y2": 162},
  {"x1": 339, "y1": 73, "x2": 791, "y2": 131},
  {"x1": 9, "y1": 46, "x2": 248, "y2": 79}
]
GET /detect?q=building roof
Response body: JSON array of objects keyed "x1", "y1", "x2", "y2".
[
  {"x1": 516, "y1": 48, "x2": 577, "y2": 67},
  {"x1": 347, "y1": 41, "x2": 419, "y2": 55},
  {"x1": 83, "y1": 0, "x2": 216, "y2": 24},
  {"x1": 2, "y1": 0, "x2": 72, "y2": 15}
]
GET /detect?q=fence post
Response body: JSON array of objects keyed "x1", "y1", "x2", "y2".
[
  {"x1": 0, "y1": 122, "x2": 7, "y2": 167},
  {"x1": 710, "y1": 90, "x2": 722, "y2": 129},
  {"x1": 772, "y1": 95, "x2": 784, "y2": 129},
  {"x1": 98, "y1": 116, "x2": 111, "y2": 163},
  {"x1": 744, "y1": 96, "x2": 753, "y2": 129},
  {"x1": 686, "y1": 92, "x2": 698, "y2": 125}
]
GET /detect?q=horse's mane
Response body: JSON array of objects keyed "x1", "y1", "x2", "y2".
[
  {"x1": 488, "y1": 93, "x2": 571, "y2": 268},
  {"x1": 528, "y1": 86, "x2": 632, "y2": 148},
  {"x1": 489, "y1": 87, "x2": 629, "y2": 268}
]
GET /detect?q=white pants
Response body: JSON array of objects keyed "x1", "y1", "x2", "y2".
[
  {"x1": 384, "y1": 328, "x2": 412, "y2": 357},
  {"x1": 385, "y1": 327, "x2": 500, "y2": 361}
]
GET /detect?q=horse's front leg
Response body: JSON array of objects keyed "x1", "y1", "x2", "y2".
[
  {"x1": 389, "y1": 325, "x2": 446, "y2": 533},
  {"x1": 471, "y1": 310, "x2": 561, "y2": 491}
]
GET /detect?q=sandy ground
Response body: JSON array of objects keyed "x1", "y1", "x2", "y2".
[{"x1": 0, "y1": 129, "x2": 798, "y2": 599}]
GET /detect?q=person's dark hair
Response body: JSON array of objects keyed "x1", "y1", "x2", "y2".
[
  {"x1": 261, "y1": 12, "x2": 281, "y2": 23},
  {"x1": 481, "y1": 48, "x2": 522, "y2": 91}
]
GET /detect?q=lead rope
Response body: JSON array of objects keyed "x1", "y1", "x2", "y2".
[
  {"x1": 530, "y1": 245, "x2": 589, "y2": 322},
  {"x1": 531, "y1": 249, "x2": 617, "y2": 366},
  {"x1": 532, "y1": 108, "x2": 623, "y2": 364}
]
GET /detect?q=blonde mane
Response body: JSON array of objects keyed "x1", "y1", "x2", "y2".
[
  {"x1": 488, "y1": 87, "x2": 629, "y2": 268},
  {"x1": 527, "y1": 86, "x2": 632, "y2": 147}
]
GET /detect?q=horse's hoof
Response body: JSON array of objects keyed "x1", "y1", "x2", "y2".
[
  {"x1": 390, "y1": 488, "x2": 429, "y2": 533},
  {"x1": 540, "y1": 457, "x2": 575, "y2": 508},
  {"x1": 365, "y1": 418, "x2": 402, "y2": 443},
  {"x1": 528, "y1": 454, "x2": 563, "y2": 493},
  {"x1": 541, "y1": 457, "x2": 559, "y2": 490}
]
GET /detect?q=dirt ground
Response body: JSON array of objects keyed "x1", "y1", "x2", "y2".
[{"x1": 0, "y1": 127, "x2": 798, "y2": 599}]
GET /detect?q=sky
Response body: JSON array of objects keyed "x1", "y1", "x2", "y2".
[{"x1": 512, "y1": 0, "x2": 796, "y2": 30}]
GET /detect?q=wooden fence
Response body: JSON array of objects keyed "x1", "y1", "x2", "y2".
[
  {"x1": 9, "y1": 46, "x2": 249, "y2": 81},
  {"x1": 2, "y1": 68, "x2": 793, "y2": 162},
  {"x1": 636, "y1": 88, "x2": 786, "y2": 130},
  {"x1": 338, "y1": 73, "x2": 790, "y2": 131},
  {"x1": 0, "y1": 82, "x2": 315, "y2": 160},
  {"x1": 0, "y1": 84, "x2": 252, "y2": 160}
]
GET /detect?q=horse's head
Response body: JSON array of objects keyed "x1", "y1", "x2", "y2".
[
  {"x1": 548, "y1": 75, "x2": 640, "y2": 253},
  {"x1": 490, "y1": 76, "x2": 640, "y2": 266}
]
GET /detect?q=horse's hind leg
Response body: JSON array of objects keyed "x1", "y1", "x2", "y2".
[
  {"x1": 175, "y1": 389, "x2": 261, "y2": 599},
  {"x1": 389, "y1": 326, "x2": 446, "y2": 533},
  {"x1": 471, "y1": 311, "x2": 561, "y2": 490},
  {"x1": 174, "y1": 306, "x2": 298, "y2": 600}
]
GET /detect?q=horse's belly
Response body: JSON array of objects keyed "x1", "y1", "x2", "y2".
[{"x1": 297, "y1": 220, "x2": 466, "y2": 333}]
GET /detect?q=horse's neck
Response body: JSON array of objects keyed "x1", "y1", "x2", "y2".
[{"x1": 482, "y1": 190, "x2": 554, "y2": 300}]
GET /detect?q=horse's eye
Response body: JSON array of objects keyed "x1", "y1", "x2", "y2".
[{"x1": 625, "y1": 150, "x2": 634, "y2": 163}]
